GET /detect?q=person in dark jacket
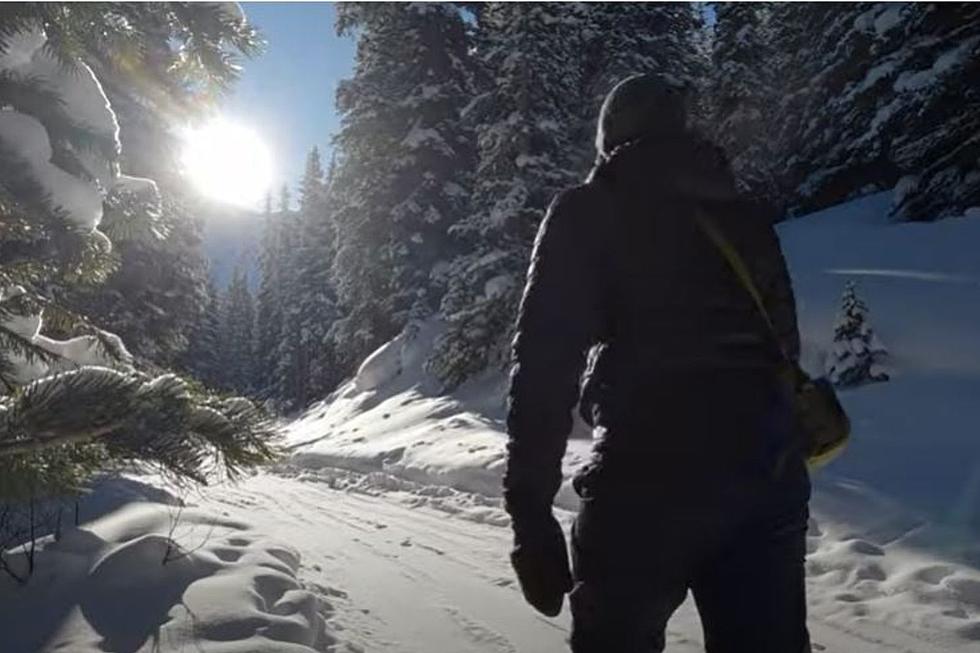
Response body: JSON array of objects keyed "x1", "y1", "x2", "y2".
[{"x1": 504, "y1": 74, "x2": 811, "y2": 653}]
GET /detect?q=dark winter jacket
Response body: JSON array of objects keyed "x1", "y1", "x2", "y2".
[{"x1": 503, "y1": 132, "x2": 800, "y2": 523}]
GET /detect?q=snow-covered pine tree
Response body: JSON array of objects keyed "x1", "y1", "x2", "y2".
[
  {"x1": 254, "y1": 192, "x2": 282, "y2": 398},
  {"x1": 874, "y1": 3, "x2": 980, "y2": 221},
  {"x1": 709, "y1": 2, "x2": 780, "y2": 203},
  {"x1": 52, "y1": 3, "x2": 258, "y2": 368},
  {"x1": 66, "y1": 196, "x2": 210, "y2": 366},
  {"x1": 0, "y1": 5, "x2": 276, "y2": 502},
  {"x1": 429, "y1": 3, "x2": 594, "y2": 387},
  {"x1": 767, "y1": 3, "x2": 980, "y2": 220},
  {"x1": 329, "y1": 2, "x2": 474, "y2": 375},
  {"x1": 827, "y1": 281, "x2": 890, "y2": 387},
  {"x1": 219, "y1": 266, "x2": 257, "y2": 393},
  {"x1": 181, "y1": 276, "x2": 224, "y2": 388},
  {"x1": 273, "y1": 148, "x2": 339, "y2": 410},
  {"x1": 271, "y1": 184, "x2": 307, "y2": 406},
  {"x1": 295, "y1": 149, "x2": 341, "y2": 402},
  {"x1": 768, "y1": 3, "x2": 880, "y2": 214},
  {"x1": 575, "y1": 3, "x2": 705, "y2": 171}
]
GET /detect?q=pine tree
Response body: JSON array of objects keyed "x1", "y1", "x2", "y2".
[
  {"x1": 0, "y1": 5, "x2": 276, "y2": 504},
  {"x1": 827, "y1": 281, "x2": 889, "y2": 387},
  {"x1": 766, "y1": 3, "x2": 871, "y2": 213},
  {"x1": 254, "y1": 192, "x2": 282, "y2": 398},
  {"x1": 37, "y1": 3, "x2": 259, "y2": 368},
  {"x1": 181, "y1": 276, "x2": 223, "y2": 388},
  {"x1": 765, "y1": 3, "x2": 980, "y2": 220},
  {"x1": 219, "y1": 266, "x2": 257, "y2": 393},
  {"x1": 874, "y1": 3, "x2": 980, "y2": 220},
  {"x1": 271, "y1": 184, "x2": 305, "y2": 406},
  {"x1": 329, "y1": 2, "x2": 474, "y2": 374},
  {"x1": 429, "y1": 2, "x2": 591, "y2": 387},
  {"x1": 65, "y1": 197, "x2": 210, "y2": 366},
  {"x1": 584, "y1": 3, "x2": 706, "y2": 119},
  {"x1": 295, "y1": 149, "x2": 341, "y2": 402},
  {"x1": 271, "y1": 148, "x2": 338, "y2": 410},
  {"x1": 709, "y1": 3, "x2": 780, "y2": 203}
]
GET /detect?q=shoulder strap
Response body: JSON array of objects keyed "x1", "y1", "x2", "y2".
[{"x1": 693, "y1": 210, "x2": 789, "y2": 363}]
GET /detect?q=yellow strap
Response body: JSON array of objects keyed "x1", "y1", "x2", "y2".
[{"x1": 693, "y1": 211, "x2": 788, "y2": 362}]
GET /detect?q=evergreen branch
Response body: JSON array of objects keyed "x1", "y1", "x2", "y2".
[
  {"x1": 0, "y1": 421, "x2": 121, "y2": 457},
  {"x1": 0, "y1": 322, "x2": 66, "y2": 370},
  {"x1": 0, "y1": 367, "x2": 280, "y2": 498}
]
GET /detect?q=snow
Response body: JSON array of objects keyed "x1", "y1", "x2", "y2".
[
  {"x1": 0, "y1": 111, "x2": 106, "y2": 231},
  {"x1": 5, "y1": 192, "x2": 980, "y2": 652},
  {"x1": 0, "y1": 29, "x2": 47, "y2": 70},
  {"x1": 0, "y1": 27, "x2": 160, "y2": 234},
  {"x1": 401, "y1": 123, "x2": 449, "y2": 154},
  {"x1": 892, "y1": 174, "x2": 920, "y2": 210},
  {"x1": 6, "y1": 465, "x2": 978, "y2": 652},
  {"x1": 220, "y1": 2, "x2": 247, "y2": 25},
  {"x1": 0, "y1": 477, "x2": 334, "y2": 653},
  {"x1": 1, "y1": 283, "x2": 133, "y2": 388},
  {"x1": 0, "y1": 27, "x2": 119, "y2": 190},
  {"x1": 483, "y1": 274, "x2": 513, "y2": 299},
  {"x1": 893, "y1": 36, "x2": 980, "y2": 93},
  {"x1": 115, "y1": 174, "x2": 161, "y2": 201},
  {"x1": 872, "y1": 4, "x2": 905, "y2": 37}
]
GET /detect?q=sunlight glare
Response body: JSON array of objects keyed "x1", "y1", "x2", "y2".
[{"x1": 181, "y1": 119, "x2": 273, "y2": 207}]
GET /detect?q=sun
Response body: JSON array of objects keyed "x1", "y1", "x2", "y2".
[{"x1": 180, "y1": 118, "x2": 273, "y2": 207}]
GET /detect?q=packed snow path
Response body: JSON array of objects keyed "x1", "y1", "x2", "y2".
[{"x1": 198, "y1": 470, "x2": 973, "y2": 653}]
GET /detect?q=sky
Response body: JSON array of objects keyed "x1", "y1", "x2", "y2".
[{"x1": 221, "y1": 2, "x2": 355, "y2": 204}]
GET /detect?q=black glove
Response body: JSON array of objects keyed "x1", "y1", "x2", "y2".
[{"x1": 509, "y1": 513, "x2": 573, "y2": 617}]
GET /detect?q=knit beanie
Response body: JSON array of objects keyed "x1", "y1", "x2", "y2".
[{"x1": 595, "y1": 73, "x2": 691, "y2": 159}]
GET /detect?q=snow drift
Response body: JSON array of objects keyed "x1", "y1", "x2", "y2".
[{"x1": 0, "y1": 477, "x2": 336, "y2": 653}]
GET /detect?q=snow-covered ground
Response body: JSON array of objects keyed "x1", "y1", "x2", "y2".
[{"x1": 3, "y1": 192, "x2": 980, "y2": 652}]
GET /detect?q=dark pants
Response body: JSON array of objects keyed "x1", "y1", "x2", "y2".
[{"x1": 570, "y1": 372, "x2": 811, "y2": 653}]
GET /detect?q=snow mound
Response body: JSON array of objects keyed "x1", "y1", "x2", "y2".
[
  {"x1": 0, "y1": 481, "x2": 337, "y2": 653},
  {"x1": 288, "y1": 319, "x2": 591, "y2": 508}
]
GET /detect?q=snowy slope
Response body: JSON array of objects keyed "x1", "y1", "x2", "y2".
[{"x1": 779, "y1": 192, "x2": 980, "y2": 551}]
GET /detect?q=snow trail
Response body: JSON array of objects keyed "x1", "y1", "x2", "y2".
[{"x1": 197, "y1": 470, "x2": 971, "y2": 653}]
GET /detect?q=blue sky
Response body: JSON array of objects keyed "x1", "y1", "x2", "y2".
[{"x1": 222, "y1": 2, "x2": 355, "y2": 201}]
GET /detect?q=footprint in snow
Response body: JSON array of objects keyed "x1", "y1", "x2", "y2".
[
  {"x1": 443, "y1": 606, "x2": 517, "y2": 652},
  {"x1": 911, "y1": 564, "x2": 954, "y2": 585},
  {"x1": 956, "y1": 620, "x2": 980, "y2": 640},
  {"x1": 844, "y1": 539, "x2": 884, "y2": 556}
]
